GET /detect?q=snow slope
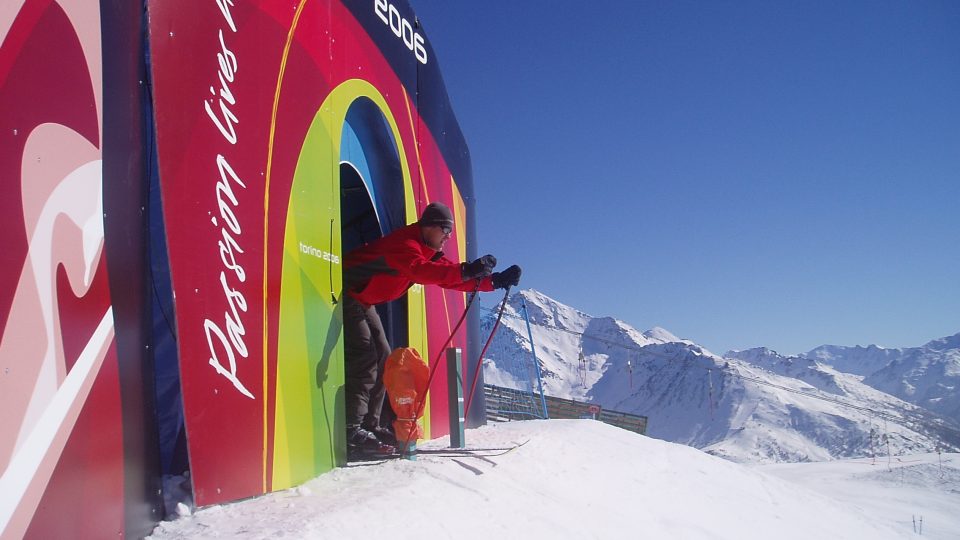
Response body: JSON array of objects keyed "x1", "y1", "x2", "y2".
[
  {"x1": 148, "y1": 420, "x2": 960, "y2": 539},
  {"x1": 482, "y1": 289, "x2": 677, "y2": 401},
  {"x1": 763, "y1": 452, "x2": 960, "y2": 539}
]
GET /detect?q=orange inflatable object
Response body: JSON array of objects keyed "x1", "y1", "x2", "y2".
[{"x1": 382, "y1": 347, "x2": 431, "y2": 443}]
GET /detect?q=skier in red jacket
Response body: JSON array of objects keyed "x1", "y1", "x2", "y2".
[{"x1": 343, "y1": 202, "x2": 521, "y2": 456}]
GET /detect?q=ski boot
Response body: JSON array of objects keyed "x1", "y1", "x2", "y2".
[
  {"x1": 347, "y1": 426, "x2": 396, "y2": 460},
  {"x1": 364, "y1": 424, "x2": 398, "y2": 447}
]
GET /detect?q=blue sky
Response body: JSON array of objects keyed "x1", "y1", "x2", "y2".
[{"x1": 412, "y1": 0, "x2": 960, "y2": 355}]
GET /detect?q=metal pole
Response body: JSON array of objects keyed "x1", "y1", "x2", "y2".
[
  {"x1": 447, "y1": 348, "x2": 465, "y2": 448},
  {"x1": 521, "y1": 296, "x2": 549, "y2": 419}
]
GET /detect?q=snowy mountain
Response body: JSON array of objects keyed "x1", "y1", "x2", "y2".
[
  {"x1": 482, "y1": 289, "x2": 960, "y2": 464},
  {"x1": 805, "y1": 335, "x2": 960, "y2": 422}
]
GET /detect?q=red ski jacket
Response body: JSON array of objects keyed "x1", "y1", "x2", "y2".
[{"x1": 344, "y1": 223, "x2": 494, "y2": 307}]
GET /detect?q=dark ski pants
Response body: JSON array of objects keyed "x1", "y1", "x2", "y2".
[{"x1": 343, "y1": 294, "x2": 391, "y2": 429}]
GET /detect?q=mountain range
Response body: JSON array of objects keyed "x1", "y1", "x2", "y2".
[{"x1": 481, "y1": 289, "x2": 960, "y2": 463}]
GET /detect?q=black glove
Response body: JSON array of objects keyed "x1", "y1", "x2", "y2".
[
  {"x1": 492, "y1": 264, "x2": 521, "y2": 289},
  {"x1": 461, "y1": 254, "x2": 497, "y2": 280}
]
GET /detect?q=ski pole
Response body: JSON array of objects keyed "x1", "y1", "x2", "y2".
[
  {"x1": 400, "y1": 280, "x2": 482, "y2": 455},
  {"x1": 464, "y1": 286, "x2": 511, "y2": 418}
]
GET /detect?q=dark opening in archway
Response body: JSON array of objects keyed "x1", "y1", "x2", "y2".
[{"x1": 339, "y1": 98, "x2": 408, "y2": 431}]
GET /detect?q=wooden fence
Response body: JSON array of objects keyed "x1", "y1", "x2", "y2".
[{"x1": 483, "y1": 384, "x2": 648, "y2": 435}]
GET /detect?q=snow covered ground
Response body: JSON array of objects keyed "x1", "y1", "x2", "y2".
[
  {"x1": 762, "y1": 454, "x2": 960, "y2": 539},
  {"x1": 148, "y1": 420, "x2": 960, "y2": 539}
]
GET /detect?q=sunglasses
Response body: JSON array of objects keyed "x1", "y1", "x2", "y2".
[{"x1": 439, "y1": 225, "x2": 452, "y2": 235}]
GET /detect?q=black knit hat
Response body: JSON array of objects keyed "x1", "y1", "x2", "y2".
[{"x1": 419, "y1": 202, "x2": 454, "y2": 228}]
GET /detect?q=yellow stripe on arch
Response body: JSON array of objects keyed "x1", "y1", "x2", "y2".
[
  {"x1": 263, "y1": 0, "x2": 310, "y2": 493},
  {"x1": 401, "y1": 85, "x2": 448, "y2": 439},
  {"x1": 451, "y1": 176, "x2": 468, "y2": 308}
]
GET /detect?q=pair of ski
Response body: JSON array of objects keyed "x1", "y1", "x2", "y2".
[{"x1": 347, "y1": 440, "x2": 528, "y2": 464}]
